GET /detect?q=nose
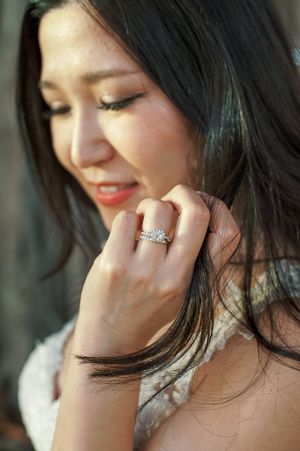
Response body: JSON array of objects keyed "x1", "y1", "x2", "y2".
[{"x1": 70, "y1": 108, "x2": 114, "y2": 168}]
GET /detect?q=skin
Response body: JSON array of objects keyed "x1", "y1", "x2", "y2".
[
  {"x1": 39, "y1": 2, "x2": 196, "y2": 231},
  {"x1": 37, "y1": 3, "x2": 300, "y2": 451}
]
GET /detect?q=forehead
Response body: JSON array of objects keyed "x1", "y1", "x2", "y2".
[{"x1": 38, "y1": 3, "x2": 138, "y2": 76}]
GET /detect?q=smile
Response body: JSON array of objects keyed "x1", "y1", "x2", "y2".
[
  {"x1": 94, "y1": 183, "x2": 138, "y2": 206},
  {"x1": 98, "y1": 184, "x2": 135, "y2": 193}
]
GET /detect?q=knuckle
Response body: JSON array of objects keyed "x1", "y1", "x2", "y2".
[
  {"x1": 101, "y1": 259, "x2": 126, "y2": 280},
  {"x1": 172, "y1": 183, "x2": 188, "y2": 194},
  {"x1": 138, "y1": 198, "x2": 173, "y2": 214},
  {"x1": 133, "y1": 270, "x2": 152, "y2": 287},
  {"x1": 137, "y1": 197, "x2": 155, "y2": 211},
  {"x1": 189, "y1": 204, "x2": 211, "y2": 227},
  {"x1": 158, "y1": 280, "x2": 183, "y2": 299},
  {"x1": 150, "y1": 200, "x2": 173, "y2": 216},
  {"x1": 137, "y1": 199, "x2": 174, "y2": 223}
]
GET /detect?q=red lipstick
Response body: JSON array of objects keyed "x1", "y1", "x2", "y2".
[{"x1": 94, "y1": 183, "x2": 138, "y2": 207}]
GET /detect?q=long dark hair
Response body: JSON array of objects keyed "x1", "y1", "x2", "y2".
[{"x1": 17, "y1": 0, "x2": 300, "y2": 404}]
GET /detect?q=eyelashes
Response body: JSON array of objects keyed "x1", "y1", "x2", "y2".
[
  {"x1": 42, "y1": 93, "x2": 145, "y2": 120},
  {"x1": 42, "y1": 105, "x2": 70, "y2": 120},
  {"x1": 97, "y1": 93, "x2": 145, "y2": 112}
]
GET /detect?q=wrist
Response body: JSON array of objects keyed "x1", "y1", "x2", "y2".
[{"x1": 72, "y1": 315, "x2": 149, "y2": 356}]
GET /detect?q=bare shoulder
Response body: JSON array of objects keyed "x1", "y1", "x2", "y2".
[{"x1": 144, "y1": 309, "x2": 300, "y2": 451}]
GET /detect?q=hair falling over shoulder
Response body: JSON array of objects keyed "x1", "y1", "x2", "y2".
[{"x1": 17, "y1": 0, "x2": 300, "y2": 407}]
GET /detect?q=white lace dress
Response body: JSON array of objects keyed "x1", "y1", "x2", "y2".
[{"x1": 18, "y1": 266, "x2": 299, "y2": 451}]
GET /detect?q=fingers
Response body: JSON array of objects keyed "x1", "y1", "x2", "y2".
[
  {"x1": 197, "y1": 192, "x2": 240, "y2": 271},
  {"x1": 135, "y1": 198, "x2": 175, "y2": 261},
  {"x1": 102, "y1": 210, "x2": 140, "y2": 263},
  {"x1": 161, "y1": 185, "x2": 211, "y2": 267},
  {"x1": 102, "y1": 199, "x2": 174, "y2": 267},
  {"x1": 102, "y1": 185, "x2": 240, "y2": 277},
  {"x1": 162, "y1": 186, "x2": 240, "y2": 274}
]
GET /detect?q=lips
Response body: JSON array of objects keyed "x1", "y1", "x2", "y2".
[
  {"x1": 97, "y1": 183, "x2": 136, "y2": 193},
  {"x1": 92, "y1": 182, "x2": 138, "y2": 207}
]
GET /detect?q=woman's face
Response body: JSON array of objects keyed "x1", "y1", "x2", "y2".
[{"x1": 39, "y1": 3, "x2": 196, "y2": 230}]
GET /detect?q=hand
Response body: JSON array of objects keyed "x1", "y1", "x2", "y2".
[{"x1": 74, "y1": 185, "x2": 240, "y2": 355}]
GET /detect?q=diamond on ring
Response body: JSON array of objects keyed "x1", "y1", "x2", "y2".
[{"x1": 139, "y1": 228, "x2": 172, "y2": 245}]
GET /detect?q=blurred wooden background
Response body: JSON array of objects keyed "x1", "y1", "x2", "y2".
[{"x1": 0, "y1": 0, "x2": 299, "y2": 449}]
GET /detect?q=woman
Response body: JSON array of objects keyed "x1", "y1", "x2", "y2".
[{"x1": 17, "y1": 0, "x2": 300, "y2": 450}]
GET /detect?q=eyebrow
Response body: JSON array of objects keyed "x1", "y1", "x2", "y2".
[{"x1": 38, "y1": 69, "x2": 141, "y2": 90}]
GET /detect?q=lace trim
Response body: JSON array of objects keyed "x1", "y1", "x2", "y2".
[
  {"x1": 18, "y1": 261, "x2": 300, "y2": 451},
  {"x1": 135, "y1": 261, "x2": 300, "y2": 447},
  {"x1": 18, "y1": 319, "x2": 77, "y2": 451}
]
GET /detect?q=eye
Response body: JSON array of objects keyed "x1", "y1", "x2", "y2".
[
  {"x1": 42, "y1": 105, "x2": 71, "y2": 121},
  {"x1": 97, "y1": 93, "x2": 145, "y2": 112}
]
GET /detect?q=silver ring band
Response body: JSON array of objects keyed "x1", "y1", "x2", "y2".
[{"x1": 138, "y1": 228, "x2": 172, "y2": 245}]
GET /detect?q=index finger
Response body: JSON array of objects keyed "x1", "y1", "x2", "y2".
[{"x1": 161, "y1": 185, "x2": 210, "y2": 266}]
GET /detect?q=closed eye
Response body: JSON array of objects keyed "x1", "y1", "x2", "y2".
[
  {"x1": 97, "y1": 93, "x2": 145, "y2": 112},
  {"x1": 41, "y1": 92, "x2": 145, "y2": 120},
  {"x1": 42, "y1": 105, "x2": 71, "y2": 120}
]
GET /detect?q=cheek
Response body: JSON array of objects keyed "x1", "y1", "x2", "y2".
[{"x1": 103, "y1": 108, "x2": 193, "y2": 170}]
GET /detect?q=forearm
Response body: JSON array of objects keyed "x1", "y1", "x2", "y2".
[
  {"x1": 49, "y1": 186, "x2": 220, "y2": 450},
  {"x1": 51, "y1": 331, "x2": 141, "y2": 451}
]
